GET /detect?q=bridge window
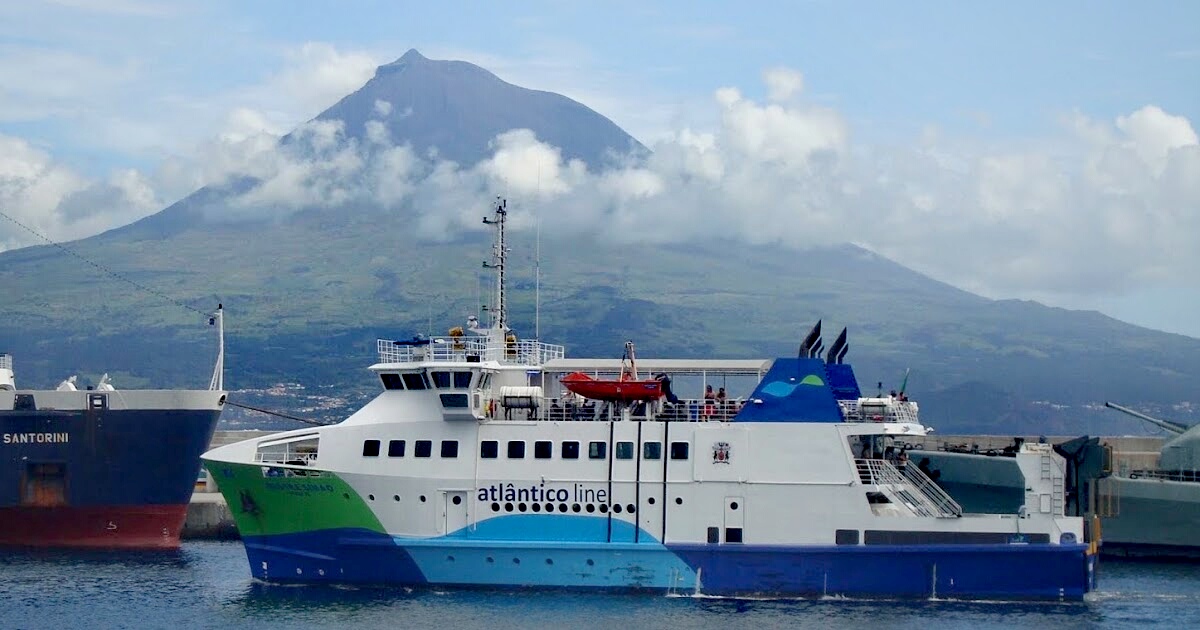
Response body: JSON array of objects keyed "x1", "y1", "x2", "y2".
[
  {"x1": 507, "y1": 440, "x2": 525, "y2": 459},
  {"x1": 415, "y1": 440, "x2": 432, "y2": 458},
  {"x1": 643, "y1": 442, "x2": 662, "y2": 460},
  {"x1": 534, "y1": 441, "x2": 553, "y2": 459},
  {"x1": 439, "y1": 393, "x2": 469, "y2": 408},
  {"x1": 589, "y1": 441, "x2": 607, "y2": 460},
  {"x1": 430, "y1": 371, "x2": 451, "y2": 388},
  {"x1": 388, "y1": 439, "x2": 406, "y2": 457},
  {"x1": 380, "y1": 373, "x2": 403, "y2": 390},
  {"x1": 670, "y1": 442, "x2": 689, "y2": 460},
  {"x1": 362, "y1": 440, "x2": 381, "y2": 457},
  {"x1": 561, "y1": 441, "x2": 580, "y2": 460},
  {"x1": 402, "y1": 373, "x2": 428, "y2": 390},
  {"x1": 453, "y1": 371, "x2": 473, "y2": 388},
  {"x1": 480, "y1": 440, "x2": 498, "y2": 459},
  {"x1": 441, "y1": 440, "x2": 459, "y2": 458},
  {"x1": 615, "y1": 441, "x2": 634, "y2": 460}
]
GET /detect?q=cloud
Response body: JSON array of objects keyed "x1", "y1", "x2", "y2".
[
  {"x1": 262, "y1": 43, "x2": 379, "y2": 116},
  {"x1": 763, "y1": 67, "x2": 804, "y2": 103},
  {"x1": 4, "y1": 66, "x2": 1197, "y2": 308},
  {"x1": 0, "y1": 134, "x2": 160, "y2": 251}
]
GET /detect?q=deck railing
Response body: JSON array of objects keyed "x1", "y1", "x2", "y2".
[
  {"x1": 254, "y1": 450, "x2": 318, "y2": 466},
  {"x1": 377, "y1": 338, "x2": 565, "y2": 366},
  {"x1": 1127, "y1": 469, "x2": 1200, "y2": 483},
  {"x1": 839, "y1": 399, "x2": 921, "y2": 423},
  {"x1": 482, "y1": 398, "x2": 744, "y2": 422},
  {"x1": 0, "y1": 354, "x2": 11, "y2": 371}
]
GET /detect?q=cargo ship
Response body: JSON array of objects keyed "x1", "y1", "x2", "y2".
[
  {"x1": 0, "y1": 308, "x2": 227, "y2": 549},
  {"x1": 204, "y1": 200, "x2": 1096, "y2": 600}
]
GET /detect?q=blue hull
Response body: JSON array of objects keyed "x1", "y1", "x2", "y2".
[
  {"x1": 240, "y1": 529, "x2": 1097, "y2": 601},
  {"x1": 0, "y1": 408, "x2": 221, "y2": 507}
]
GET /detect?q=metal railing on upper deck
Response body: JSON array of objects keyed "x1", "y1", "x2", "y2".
[
  {"x1": 377, "y1": 338, "x2": 566, "y2": 366},
  {"x1": 528, "y1": 397, "x2": 746, "y2": 422},
  {"x1": 839, "y1": 398, "x2": 921, "y2": 424}
]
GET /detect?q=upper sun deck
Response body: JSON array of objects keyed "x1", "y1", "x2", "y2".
[{"x1": 375, "y1": 337, "x2": 566, "y2": 368}]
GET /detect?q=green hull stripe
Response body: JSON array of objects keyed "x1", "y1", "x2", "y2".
[{"x1": 203, "y1": 460, "x2": 384, "y2": 537}]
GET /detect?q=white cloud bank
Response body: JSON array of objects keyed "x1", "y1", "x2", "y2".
[{"x1": 3, "y1": 67, "x2": 1198, "y2": 312}]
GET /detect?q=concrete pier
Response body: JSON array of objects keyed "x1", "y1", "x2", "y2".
[{"x1": 184, "y1": 492, "x2": 237, "y2": 540}]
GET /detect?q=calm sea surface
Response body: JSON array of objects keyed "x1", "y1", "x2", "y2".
[{"x1": 3, "y1": 542, "x2": 1199, "y2": 629}]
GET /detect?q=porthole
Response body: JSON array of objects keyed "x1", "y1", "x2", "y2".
[
  {"x1": 614, "y1": 504, "x2": 623, "y2": 514},
  {"x1": 452, "y1": 495, "x2": 462, "y2": 505},
  {"x1": 586, "y1": 504, "x2": 595, "y2": 513},
  {"x1": 572, "y1": 503, "x2": 581, "y2": 513},
  {"x1": 545, "y1": 558, "x2": 554, "y2": 565},
  {"x1": 447, "y1": 555, "x2": 455, "y2": 562},
  {"x1": 518, "y1": 502, "x2": 527, "y2": 512},
  {"x1": 586, "y1": 559, "x2": 595, "y2": 566},
  {"x1": 486, "y1": 556, "x2": 494, "y2": 563},
  {"x1": 491, "y1": 502, "x2": 500, "y2": 512},
  {"x1": 513, "y1": 558, "x2": 521, "y2": 565},
  {"x1": 420, "y1": 495, "x2": 427, "y2": 503},
  {"x1": 544, "y1": 503, "x2": 554, "y2": 513},
  {"x1": 505, "y1": 502, "x2": 514, "y2": 512},
  {"x1": 558, "y1": 503, "x2": 568, "y2": 513},
  {"x1": 627, "y1": 504, "x2": 636, "y2": 514},
  {"x1": 730, "y1": 501, "x2": 739, "y2": 510},
  {"x1": 648, "y1": 497, "x2": 656, "y2": 505},
  {"x1": 675, "y1": 497, "x2": 683, "y2": 505},
  {"x1": 368, "y1": 494, "x2": 375, "y2": 501},
  {"x1": 600, "y1": 504, "x2": 609, "y2": 513},
  {"x1": 393, "y1": 495, "x2": 400, "y2": 502},
  {"x1": 532, "y1": 503, "x2": 541, "y2": 512},
  {"x1": 342, "y1": 493, "x2": 350, "y2": 499}
]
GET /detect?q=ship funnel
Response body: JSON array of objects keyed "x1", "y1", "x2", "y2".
[
  {"x1": 0, "y1": 353, "x2": 14, "y2": 391},
  {"x1": 797, "y1": 320, "x2": 822, "y2": 358},
  {"x1": 826, "y1": 327, "x2": 848, "y2": 364}
]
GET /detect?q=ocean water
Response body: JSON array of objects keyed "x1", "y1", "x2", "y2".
[{"x1": 2, "y1": 542, "x2": 1199, "y2": 629}]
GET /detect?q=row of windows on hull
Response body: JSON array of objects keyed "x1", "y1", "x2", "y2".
[
  {"x1": 363, "y1": 439, "x2": 691, "y2": 461},
  {"x1": 380, "y1": 370, "x2": 474, "y2": 391}
]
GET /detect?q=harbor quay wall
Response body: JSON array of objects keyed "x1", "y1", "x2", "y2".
[{"x1": 182, "y1": 430, "x2": 1167, "y2": 540}]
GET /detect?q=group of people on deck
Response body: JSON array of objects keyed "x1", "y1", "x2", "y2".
[{"x1": 702, "y1": 384, "x2": 740, "y2": 419}]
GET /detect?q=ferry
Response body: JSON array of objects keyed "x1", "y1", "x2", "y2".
[
  {"x1": 203, "y1": 200, "x2": 1097, "y2": 600},
  {"x1": 1, "y1": 307, "x2": 227, "y2": 549}
]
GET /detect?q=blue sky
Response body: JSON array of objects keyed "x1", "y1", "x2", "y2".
[{"x1": 1, "y1": 0, "x2": 1198, "y2": 336}]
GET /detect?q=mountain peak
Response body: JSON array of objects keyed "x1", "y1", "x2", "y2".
[
  {"x1": 376, "y1": 48, "x2": 429, "y2": 75},
  {"x1": 322, "y1": 48, "x2": 647, "y2": 166},
  {"x1": 398, "y1": 48, "x2": 426, "y2": 63}
]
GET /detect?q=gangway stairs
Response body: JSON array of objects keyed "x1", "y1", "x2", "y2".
[{"x1": 856, "y1": 458, "x2": 963, "y2": 518}]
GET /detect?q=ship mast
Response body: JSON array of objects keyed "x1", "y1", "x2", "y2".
[
  {"x1": 208, "y1": 303, "x2": 224, "y2": 391},
  {"x1": 482, "y1": 197, "x2": 508, "y2": 332}
]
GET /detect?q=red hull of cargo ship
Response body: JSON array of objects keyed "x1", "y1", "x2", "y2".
[{"x1": 0, "y1": 504, "x2": 188, "y2": 549}]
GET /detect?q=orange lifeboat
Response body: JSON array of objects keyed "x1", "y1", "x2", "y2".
[
  {"x1": 559, "y1": 340, "x2": 664, "y2": 402},
  {"x1": 560, "y1": 372, "x2": 664, "y2": 402}
]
